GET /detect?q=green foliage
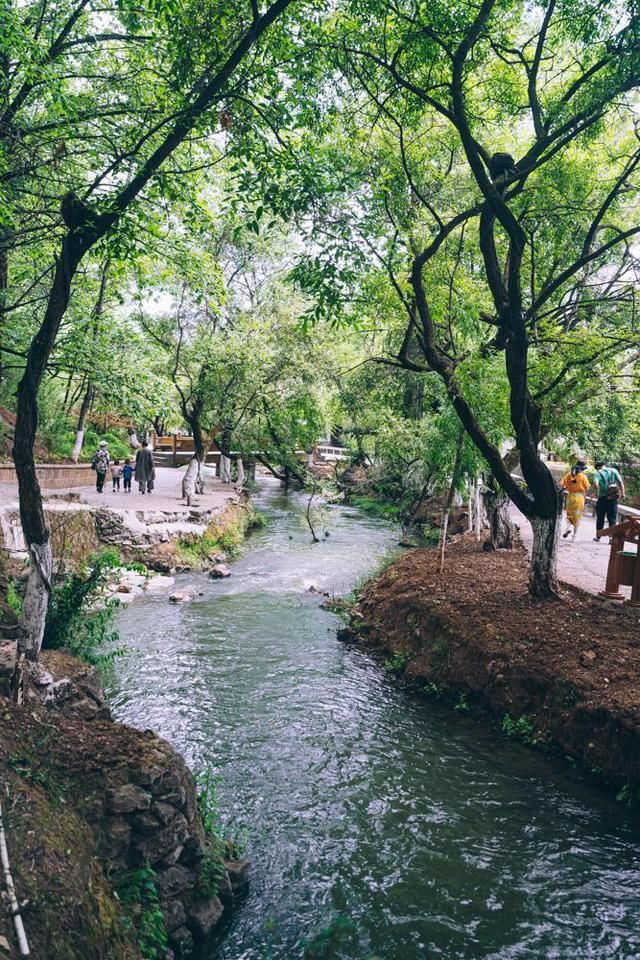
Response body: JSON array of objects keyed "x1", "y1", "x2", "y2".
[
  {"x1": 615, "y1": 783, "x2": 637, "y2": 808},
  {"x1": 383, "y1": 651, "x2": 408, "y2": 674},
  {"x1": 196, "y1": 766, "x2": 223, "y2": 841},
  {"x1": 501, "y1": 713, "x2": 538, "y2": 744},
  {"x1": 350, "y1": 495, "x2": 401, "y2": 520},
  {"x1": 6, "y1": 582, "x2": 22, "y2": 617},
  {"x1": 454, "y1": 694, "x2": 470, "y2": 713},
  {"x1": 43, "y1": 550, "x2": 125, "y2": 665},
  {"x1": 115, "y1": 863, "x2": 168, "y2": 960},
  {"x1": 195, "y1": 765, "x2": 227, "y2": 897}
]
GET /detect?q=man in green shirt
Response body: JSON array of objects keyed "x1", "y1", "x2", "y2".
[{"x1": 593, "y1": 460, "x2": 625, "y2": 540}]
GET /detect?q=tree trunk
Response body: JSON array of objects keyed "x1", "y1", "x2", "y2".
[
  {"x1": 482, "y1": 487, "x2": 515, "y2": 550},
  {"x1": 236, "y1": 456, "x2": 245, "y2": 488},
  {"x1": 71, "y1": 264, "x2": 109, "y2": 463},
  {"x1": 70, "y1": 383, "x2": 95, "y2": 462},
  {"x1": 220, "y1": 455, "x2": 232, "y2": 483},
  {"x1": 12, "y1": 237, "x2": 84, "y2": 676},
  {"x1": 439, "y1": 430, "x2": 465, "y2": 572},
  {"x1": 182, "y1": 455, "x2": 205, "y2": 505},
  {"x1": 489, "y1": 493, "x2": 515, "y2": 549},
  {"x1": 529, "y1": 511, "x2": 561, "y2": 598}
]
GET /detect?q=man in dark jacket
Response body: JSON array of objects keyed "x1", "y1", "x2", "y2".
[{"x1": 135, "y1": 440, "x2": 156, "y2": 494}]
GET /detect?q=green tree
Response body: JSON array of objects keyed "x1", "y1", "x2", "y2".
[{"x1": 289, "y1": 0, "x2": 640, "y2": 595}]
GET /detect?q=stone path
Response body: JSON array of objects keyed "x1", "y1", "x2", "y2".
[{"x1": 511, "y1": 504, "x2": 631, "y2": 599}]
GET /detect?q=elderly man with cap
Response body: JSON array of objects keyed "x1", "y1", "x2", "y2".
[{"x1": 92, "y1": 439, "x2": 111, "y2": 493}]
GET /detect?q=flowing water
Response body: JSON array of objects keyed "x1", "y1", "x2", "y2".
[{"x1": 111, "y1": 477, "x2": 640, "y2": 960}]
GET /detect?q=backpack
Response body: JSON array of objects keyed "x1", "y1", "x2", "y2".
[{"x1": 600, "y1": 468, "x2": 620, "y2": 501}]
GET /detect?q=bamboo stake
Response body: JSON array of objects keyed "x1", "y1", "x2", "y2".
[{"x1": 0, "y1": 802, "x2": 30, "y2": 955}]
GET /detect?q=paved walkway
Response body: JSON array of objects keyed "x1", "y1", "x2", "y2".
[
  {"x1": 0, "y1": 466, "x2": 239, "y2": 556},
  {"x1": 511, "y1": 505, "x2": 631, "y2": 599},
  {"x1": 0, "y1": 465, "x2": 235, "y2": 515}
]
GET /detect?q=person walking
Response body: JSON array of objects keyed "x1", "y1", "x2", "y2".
[
  {"x1": 135, "y1": 440, "x2": 156, "y2": 494},
  {"x1": 92, "y1": 440, "x2": 110, "y2": 494},
  {"x1": 122, "y1": 457, "x2": 133, "y2": 494},
  {"x1": 560, "y1": 461, "x2": 589, "y2": 541},
  {"x1": 593, "y1": 460, "x2": 625, "y2": 541},
  {"x1": 111, "y1": 459, "x2": 123, "y2": 492}
]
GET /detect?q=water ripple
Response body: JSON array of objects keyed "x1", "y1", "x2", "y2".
[{"x1": 110, "y1": 481, "x2": 640, "y2": 960}]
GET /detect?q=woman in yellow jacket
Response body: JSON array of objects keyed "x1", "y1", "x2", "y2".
[{"x1": 560, "y1": 461, "x2": 590, "y2": 541}]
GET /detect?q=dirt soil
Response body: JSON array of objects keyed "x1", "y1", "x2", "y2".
[
  {"x1": 0, "y1": 696, "x2": 145, "y2": 960},
  {"x1": 354, "y1": 535, "x2": 640, "y2": 790}
]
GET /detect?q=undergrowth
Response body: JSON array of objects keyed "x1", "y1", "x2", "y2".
[
  {"x1": 195, "y1": 766, "x2": 228, "y2": 898},
  {"x1": 501, "y1": 713, "x2": 539, "y2": 744},
  {"x1": 178, "y1": 506, "x2": 264, "y2": 565},
  {"x1": 349, "y1": 494, "x2": 401, "y2": 521},
  {"x1": 43, "y1": 548, "x2": 125, "y2": 665},
  {"x1": 115, "y1": 863, "x2": 167, "y2": 960},
  {"x1": 384, "y1": 651, "x2": 409, "y2": 674}
]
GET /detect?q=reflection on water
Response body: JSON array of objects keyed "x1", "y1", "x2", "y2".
[{"x1": 111, "y1": 477, "x2": 640, "y2": 960}]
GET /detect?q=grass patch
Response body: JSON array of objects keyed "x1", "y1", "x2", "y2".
[
  {"x1": 349, "y1": 494, "x2": 401, "y2": 520},
  {"x1": 177, "y1": 504, "x2": 264, "y2": 566}
]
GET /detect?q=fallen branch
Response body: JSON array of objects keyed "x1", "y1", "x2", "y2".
[{"x1": 0, "y1": 802, "x2": 30, "y2": 956}]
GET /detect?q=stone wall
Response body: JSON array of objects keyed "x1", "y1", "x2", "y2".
[
  {"x1": 0, "y1": 462, "x2": 94, "y2": 488},
  {"x1": 0, "y1": 647, "x2": 249, "y2": 959}
]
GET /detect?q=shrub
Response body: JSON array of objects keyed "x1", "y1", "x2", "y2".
[
  {"x1": 383, "y1": 651, "x2": 408, "y2": 674},
  {"x1": 43, "y1": 549, "x2": 125, "y2": 665},
  {"x1": 6, "y1": 581, "x2": 22, "y2": 617},
  {"x1": 501, "y1": 713, "x2": 537, "y2": 743},
  {"x1": 195, "y1": 766, "x2": 226, "y2": 897},
  {"x1": 115, "y1": 863, "x2": 167, "y2": 960}
]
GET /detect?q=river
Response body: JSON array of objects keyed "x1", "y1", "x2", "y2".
[{"x1": 111, "y1": 477, "x2": 640, "y2": 960}]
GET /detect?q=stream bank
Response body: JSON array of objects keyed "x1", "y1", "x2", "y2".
[
  {"x1": 0, "y1": 647, "x2": 248, "y2": 960},
  {"x1": 350, "y1": 535, "x2": 640, "y2": 795}
]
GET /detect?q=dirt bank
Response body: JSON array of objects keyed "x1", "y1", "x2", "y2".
[
  {"x1": 350, "y1": 536, "x2": 640, "y2": 793},
  {"x1": 0, "y1": 650, "x2": 248, "y2": 959}
]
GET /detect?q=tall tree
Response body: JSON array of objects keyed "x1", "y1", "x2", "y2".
[
  {"x1": 291, "y1": 0, "x2": 640, "y2": 595},
  {"x1": 2, "y1": 0, "x2": 299, "y2": 674}
]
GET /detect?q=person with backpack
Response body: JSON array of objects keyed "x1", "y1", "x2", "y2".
[
  {"x1": 593, "y1": 460, "x2": 625, "y2": 541},
  {"x1": 91, "y1": 440, "x2": 110, "y2": 493}
]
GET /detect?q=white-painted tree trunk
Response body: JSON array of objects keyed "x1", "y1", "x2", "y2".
[
  {"x1": 236, "y1": 456, "x2": 245, "y2": 488},
  {"x1": 220, "y1": 455, "x2": 232, "y2": 483},
  {"x1": 529, "y1": 513, "x2": 560, "y2": 597},
  {"x1": 474, "y1": 477, "x2": 481, "y2": 540},
  {"x1": 19, "y1": 540, "x2": 52, "y2": 670},
  {"x1": 182, "y1": 456, "x2": 201, "y2": 506},
  {"x1": 70, "y1": 428, "x2": 85, "y2": 463}
]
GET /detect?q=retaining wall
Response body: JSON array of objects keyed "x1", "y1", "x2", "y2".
[{"x1": 0, "y1": 462, "x2": 93, "y2": 489}]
